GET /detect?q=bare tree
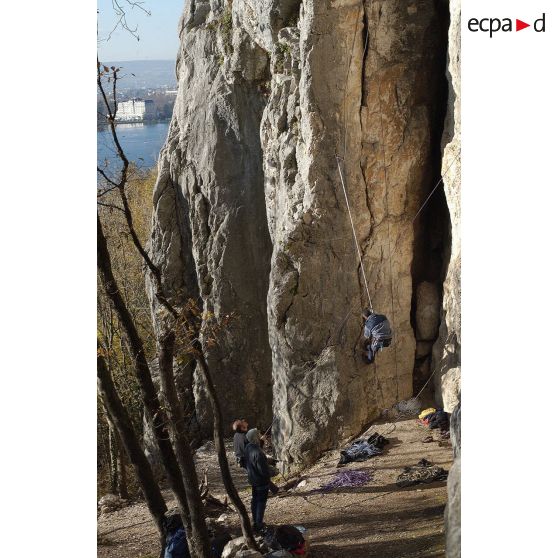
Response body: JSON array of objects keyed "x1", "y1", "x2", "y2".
[
  {"x1": 97, "y1": 62, "x2": 259, "y2": 553},
  {"x1": 157, "y1": 329, "x2": 210, "y2": 557},
  {"x1": 98, "y1": 346, "x2": 167, "y2": 554},
  {"x1": 106, "y1": 415, "x2": 128, "y2": 498},
  {"x1": 97, "y1": 9, "x2": 212, "y2": 555},
  {"x1": 98, "y1": 214, "x2": 211, "y2": 556},
  {"x1": 176, "y1": 304, "x2": 260, "y2": 550}
]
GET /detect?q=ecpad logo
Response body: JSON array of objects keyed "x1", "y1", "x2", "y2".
[{"x1": 468, "y1": 13, "x2": 546, "y2": 37}]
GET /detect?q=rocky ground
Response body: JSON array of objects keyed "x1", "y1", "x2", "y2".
[{"x1": 98, "y1": 418, "x2": 453, "y2": 557}]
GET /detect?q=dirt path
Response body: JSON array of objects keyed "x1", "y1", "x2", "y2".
[{"x1": 98, "y1": 418, "x2": 453, "y2": 557}]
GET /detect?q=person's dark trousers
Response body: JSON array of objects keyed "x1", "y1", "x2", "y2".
[{"x1": 251, "y1": 484, "x2": 269, "y2": 530}]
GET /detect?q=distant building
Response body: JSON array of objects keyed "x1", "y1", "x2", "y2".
[{"x1": 116, "y1": 98, "x2": 156, "y2": 122}]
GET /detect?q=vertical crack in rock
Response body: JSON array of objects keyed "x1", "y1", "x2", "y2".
[
  {"x1": 409, "y1": 0, "x2": 452, "y2": 402},
  {"x1": 357, "y1": 0, "x2": 451, "y2": 421}
]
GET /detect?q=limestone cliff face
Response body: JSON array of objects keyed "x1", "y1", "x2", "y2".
[
  {"x1": 150, "y1": 0, "x2": 460, "y2": 468},
  {"x1": 148, "y1": 0, "x2": 274, "y2": 433},
  {"x1": 262, "y1": 0, "x2": 449, "y2": 467},
  {"x1": 433, "y1": 0, "x2": 461, "y2": 414},
  {"x1": 446, "y1": 399, "x2": 461, "y2": 557},
  {"x1": 438, "y1": 2, "x2": 461, "y2": 557}
]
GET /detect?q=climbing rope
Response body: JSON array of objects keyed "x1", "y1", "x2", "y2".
[
  {"x1": 412, "y1": 150, "x2": 461, "y2": 224},
  {"x1": 335, "y1": 155, "x2": 374, "y2": 310},
  {"x1": 414, "y1": 366, "x2": 440, "y2": 401}
]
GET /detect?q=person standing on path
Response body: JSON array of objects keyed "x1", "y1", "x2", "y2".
[
  {"x1": 232, "y1": 418, "x2": 249, "y2": 468},
  {"x1": 244, "y1": 428, "x2": 272, "y2": 532}
]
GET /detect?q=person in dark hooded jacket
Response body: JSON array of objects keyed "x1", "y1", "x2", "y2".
[
  {"x1": 232, "y1": 418, "x2": 249, "y2": 468},
  {"x1": 244, "y1": 428, "x2": 271, "y2": 532}
]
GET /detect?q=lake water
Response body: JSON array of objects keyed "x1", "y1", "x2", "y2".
[{"x1": 97, "y1": 121, "x2": 170, "y2": 173}]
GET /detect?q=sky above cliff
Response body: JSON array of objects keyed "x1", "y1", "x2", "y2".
[{"x1": 97, "y1": 0, "x2": 183, "y2": 61}]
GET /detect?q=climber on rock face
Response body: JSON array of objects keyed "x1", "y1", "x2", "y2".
[{"x1": 362, "y1": 308, "x2": 393, "y2": 364}]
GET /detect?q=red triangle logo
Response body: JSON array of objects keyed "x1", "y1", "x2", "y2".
[{"x1": 516, "y1": 19, "x2": 530, "y2": 31}]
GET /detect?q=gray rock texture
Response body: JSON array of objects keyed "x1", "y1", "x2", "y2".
[
  {"x1": 446, "y1": 398, "x2": 461, "y2": 558},
  {"x1": 148, "y1": 1, "x2": 274, "y2": 435},
  {"x1": 149, "y1": 0, "x2": 460, "y2": 471},
  {"x1": 433, "y1": 0, "x2": 461, "y2": 408},
  {"x1": 416, "y1": 282, "x2": 442, "y2": 342},
  {"x1": 438, "y1": 3, "x2": 461, "y2": 557},
  {"x1": 441, "y1": 366, "x2": 460, "y2": 414}
]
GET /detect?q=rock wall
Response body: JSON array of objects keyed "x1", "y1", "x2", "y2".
[
  {"x1": 148, "y1": 0, "x2": 274, "y2": 434},
  {"x1": 150, "y1": 0, "x2": 459, "y2": 468},
  {"x1": 446, "y1": 398, "x2": 461, "y2": 558},
  {"x1": 433, "y1": 0, "x2": 461, "y2": 411},
  {"x1": 437, "y1": 1, "x2": 461, "y2": 556},
  {"x1": 263, "y1": 0, "x2": 449, "y2": 467}
]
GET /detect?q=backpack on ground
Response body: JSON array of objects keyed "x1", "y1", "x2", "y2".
[
  {"x1": 264, "y1": 524, "x2": 305, "y2": 553},
  {"x1": 164, "y1": 527, "x2": 190, "y2": 558}
]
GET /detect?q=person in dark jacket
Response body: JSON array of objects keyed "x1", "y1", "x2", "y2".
[
  {"x1": 244, "y1": 428, "x2": 271, "y2": 532},
  {"x1": 232, "y1": 418, "x2": 249, "y2": 468}
]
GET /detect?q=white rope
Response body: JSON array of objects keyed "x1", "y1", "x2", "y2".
[
  {"x1": 414, "y1": 366, "x2": 438, "y2": 401},
  {"x1": 412, "y1": 150, "x2": 461, "y2": 223},
  {"x1": 336, "y1": 155, "x2": 373, "y2": 310}
]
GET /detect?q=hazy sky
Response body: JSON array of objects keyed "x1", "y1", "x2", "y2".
[{"x1": 97, "y1": 0, "x2": 184, "y2": 61}]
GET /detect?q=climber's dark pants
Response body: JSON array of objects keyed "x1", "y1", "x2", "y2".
[
  {"x1": 251, "y1": 484, "x2": 269, "y2": 529},
  {"x1": 363, "y1": 342, "x2": 375, "y2": 364}
]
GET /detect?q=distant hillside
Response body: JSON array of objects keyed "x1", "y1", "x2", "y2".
[{"x1": 103, "y1": 60, "x2": 176, "y2": 90}]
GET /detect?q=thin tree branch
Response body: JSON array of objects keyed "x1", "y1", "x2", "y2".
[
  {"x1": 100, "y1": 1, "x2": 152, "y2": 42},
  {"x1": 97, "y1": 183, "x2": 121, "y2": 198},
  {"x1": 98, "y1": 201, "x2": 126, "y2": 214},
  {"x1": 97, "y1": 61, "x2": 178, "y2": 320},
  {"x1": 97, "y1": 168, "x2": 120, "y2": 188}
]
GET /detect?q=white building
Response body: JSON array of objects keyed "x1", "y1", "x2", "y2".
[{"x1": 116, "y1": 98, "x2": 156, "y2": 122}]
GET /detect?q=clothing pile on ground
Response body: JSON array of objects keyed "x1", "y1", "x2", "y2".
[
  {"x1": 337, "y1": 432, "x2": 389, "y2": 465},
  {"x1": 320, "y1": 469, "x2": 373, "y2": 491},
  {"x1": 418, "y1": 408, "x2": 450, "y2": 432},
  {"x1": 163, "y1": 513, "x2": 190, "y2": 558},
  {"x1": 264, "y1": 525, "x2": 307, "y2": 556},
  {"x1": 396, "y1": 458, "x2": 449, "y2": 488}
]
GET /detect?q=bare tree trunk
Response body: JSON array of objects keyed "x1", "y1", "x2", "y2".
[
  {"x1": 97, "y1": 215, "x2": 192, "y2": 530},
  {"x1": 117, "y1": 437, "x2": 129, "y2": 500},
  {"x1": 159, "y1": 331, "x2": 211, "y2": 558},
  {"x1": 108, "y1": 418, "x2": 118, "y2": 494},
  {"x1": 194, "y1": 342, "x2": 259, "y2": 550},
  {"x1": 107, "y1": 412, "x2": 130, "y2": 499},
  {"x1": 97, "y1": 350, "x2": 167, "y2": 554}
]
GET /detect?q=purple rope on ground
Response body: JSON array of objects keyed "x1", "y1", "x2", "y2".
[{"x1": 319, "y1": 469, "x2": 373, "y2": 491}]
